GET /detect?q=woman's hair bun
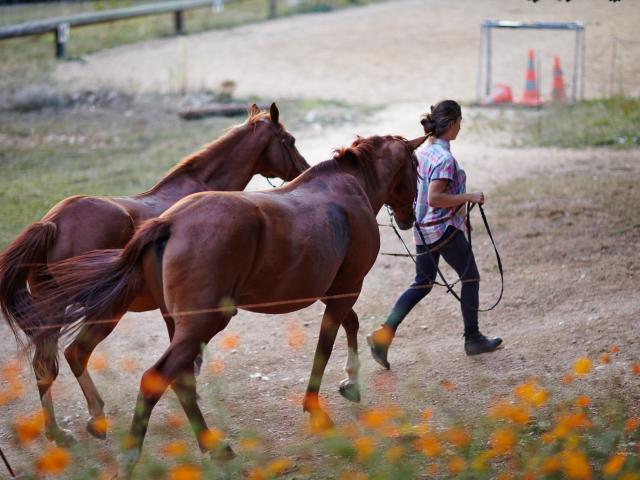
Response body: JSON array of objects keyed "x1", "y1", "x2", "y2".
[
  {"x1": 420, "y1": 113, "x2": 433, "y2": 124},
  {"x1": 420, "y1": 100, "x2": 461, "y2": 137}
]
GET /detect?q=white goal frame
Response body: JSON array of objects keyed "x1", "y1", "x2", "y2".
[{"x1": 476, "y1": 20, "x2": 585, "y2": 104}]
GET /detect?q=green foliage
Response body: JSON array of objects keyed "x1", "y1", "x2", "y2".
[
  {"x1": 12, "y1": 373, "x2": 639, "y2": 478},
  {"x1": 0, "y1": 95, "x2": 364, "y2": 248},
  {"x1": 523, "y1": 96, "x2": 640, "y2": 149}
]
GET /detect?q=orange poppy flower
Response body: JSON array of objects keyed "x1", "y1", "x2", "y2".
[
  {"x1": 14, "y1": 411, "x2": 44, "y2": 444},
  {"x1": 169, "y1": 464, "x2": 202, "y2": 480},
  {"x1": 574, "y1": 357, "x2": 592, "y2": 376},
  {"x1": 35, "y1": 447, "x2": 71, "y2": 476}
]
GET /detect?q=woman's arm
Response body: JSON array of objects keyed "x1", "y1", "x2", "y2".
[{"x1": 427, "y1": 179, "x2": 485, "y2": 208}]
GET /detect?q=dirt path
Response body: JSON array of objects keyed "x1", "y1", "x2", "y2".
[
  {"x1": 2, "y1": 122, "x2": 639, "y2": 474},
  {"x1": 54, "y1": 0, "x2": 640, "y2": 102}
]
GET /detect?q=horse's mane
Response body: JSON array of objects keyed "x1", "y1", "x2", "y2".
[
  {"x1": 331, "y1": 135, "x2": 412, "y2": 189},
  {"x1": 332, "y1": 135, "x2": 410, "y2": 162},
  {"x1": 247, "y1": 109, "x2": 271, "y2": 125},
  {"x1": 139, "y1": 109, "x2": 273, "y2": 195}
]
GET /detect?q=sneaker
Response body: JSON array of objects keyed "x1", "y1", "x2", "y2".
[
  {"x1": 464, "y1": 332, "x2": 503, "y2": 356},
  {"x1": 366, "y1": 325, "x2": 393, "y2": 370}
]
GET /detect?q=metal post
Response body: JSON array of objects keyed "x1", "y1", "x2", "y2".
[
  {"x1": 486, "y1": 26, "x2": 492, "y2": 97},
  {"x1": 572, "y1": 27, "x2": 580, "y2": 103},
  {"x1": 476, "y1": 24, "x2": 485, "y2": 104},
  {"x1": 609, "y1": 36, "x2": 616, "y2": 97},
  {"x1": 268, "y1": 0, "x2": 277, "y2": 19},
  {"x1": 174, "y1": 10, "x2": 184, "y2": 34},
  {"x1": 580, "y1": 28, "x2": 586, "y2": 99},
  {"x1": 55, "y1": 22, "x2": 69, "y2": 59}
]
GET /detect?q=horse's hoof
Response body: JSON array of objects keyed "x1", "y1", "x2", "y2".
[
  {"x1": 308, "y1": 409, "x2": 334, "y2": 433},
  {"x1": 338, "y1": 379, "x2": 361, "y2": 403},
  {"x1": 46, "y1": 428, "x2": 78, "y2": 447},
  {"x1": 210, "y1": 442, "x2": 236, "y2": 461},
  {"x1": 87, "y1": 417, "x2": 108, "y2": 440}
]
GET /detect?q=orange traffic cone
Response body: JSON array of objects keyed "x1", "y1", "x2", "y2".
[
  {"x1": 551, "y1": 55, "x2": 566, "y2": 102},
  {"x1": 482, "y1": 83, "x2": 513, "y2": 105},
  {"x1": 521, "y1": 49, "x2": 541, "y2": 106}
]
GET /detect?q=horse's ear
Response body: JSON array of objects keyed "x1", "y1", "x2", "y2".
[
  {"x1": 270, "y1": 103, "x2": 280, "y2": 125},
  {"x1": 249, "y1": 103, "x2": 260, "y2": 117},
  {"x1": 407, "y1": 135, "x2": 429, "y2": 151}
]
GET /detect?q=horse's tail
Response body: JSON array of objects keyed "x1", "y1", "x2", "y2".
[
  {"x1": 31, "y1": 218, "x2": 172, "y2": 350},
  {"x1": 0, "y1": 221, "x2": 58, "y2": 348}
]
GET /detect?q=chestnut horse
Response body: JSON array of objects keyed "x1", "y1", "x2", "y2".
[
  {"x1": 28, "y1": 133, "x2": 426, "y2": 473},
  {"x1": 0, "y1": 103, "x2": 309, "y2": 445}
]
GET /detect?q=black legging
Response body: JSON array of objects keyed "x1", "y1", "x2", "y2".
[{"x1": 384, "y1": 226, "x2": 480, "y2": 336}]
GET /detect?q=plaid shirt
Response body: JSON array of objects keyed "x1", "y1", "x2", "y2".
[{"x1": 413, "y1": 138, "x2": 467, "y2": 245}]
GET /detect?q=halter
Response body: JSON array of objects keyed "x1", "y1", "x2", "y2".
[{"x1": 265, "y1": 131, "x2": 298, "y2": 189}]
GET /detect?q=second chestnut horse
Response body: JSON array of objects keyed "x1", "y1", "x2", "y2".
[
  {"x1": 28, "y1": 133, "x2": 426, "y2": 474},
  {"x1": 0, "y1": 103, "x2": 309, "y2": 444}
]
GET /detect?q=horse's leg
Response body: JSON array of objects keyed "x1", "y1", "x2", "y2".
[
  {"x1": 303, "y1": 298, "x2": 355, "y2": 430},
  {"x1": 161, "y1": 311, "x2": 203, "y2": 377},
  {"x1": 172, "y1": 369, "x2": 235, "y2": 459},
  {"x1": 32, "y1": 334, "x2": 77, "y2": 446},
  {"x1": 163, "y1": 312, "x2": 234, "y2": 459},
  {"x1": 338, "y1": 309, "x2": 361, "y2": 403},
  {"x1": 28, "y1": 270, "x2": 77, "y2": 445},
  {"x1": 119, "y1": 315, "x2": 226, "y2": 475},
  {"x1": 64, "y1": 311, "x2": 124, "y2": 439}
]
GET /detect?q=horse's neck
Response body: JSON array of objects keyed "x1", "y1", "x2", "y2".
[
  {"x1": 186, "y1": 127, "x2": 259, "y2": 191},
  {"x1": 308, "y1": 159, "x2": 387, "y2": 214},
  {"x1": 345, "y1": 159, "x2": 392, "y2": 214},
  {"x1": 151, "y1": 126, "x2": 261, "y2": 199}
]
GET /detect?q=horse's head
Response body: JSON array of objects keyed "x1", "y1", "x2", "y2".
[
  {"x1": 250, "y1": 103, "x2": 310, "y2": 182},
  {"x1": 380, "y1": 135, "x2": 428, "y2": 230}
]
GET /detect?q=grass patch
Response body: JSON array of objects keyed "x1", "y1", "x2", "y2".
[
  {"x1": 0, "y1": 94, "x2": 365, "y2": 248},
  {"x1": 522, "y1": 96, "x2": 640, "y2": 149},
  {"x1": 0, "y1": 0, "x2": 379, "y2": 91}
]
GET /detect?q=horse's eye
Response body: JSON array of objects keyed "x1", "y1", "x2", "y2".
[{"x1": 290, "y1": 137, "x2": 295, "y2": 146}]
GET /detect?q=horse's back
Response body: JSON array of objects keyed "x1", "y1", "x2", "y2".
[
  {"x1": 42, "y1": 194, "x2": 136, "y2": 262},
  {"x1": 160, "y1": 185, "x2": 375, "y2": 312}
]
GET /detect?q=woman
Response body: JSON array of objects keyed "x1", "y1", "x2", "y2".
[{"x1": 367, "y1": 100, "x2": 502, "y2": 369}]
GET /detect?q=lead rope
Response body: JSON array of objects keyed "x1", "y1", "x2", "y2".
[
  {"x1": 383, "y1": 206, "x2": 461, "y2": 288},
  {"x1": 266, "y1": 177, "x2": 286, "y2": 188},
  {"x1": 415, "y1": 203, "x2": 503, "y2": 312},
  {"x1": 383, "y1": 203, "x2": 476, "y2": 288},
  {"x1": 1, "y1": 446, "x2": 16, "y2": 478},
  {"x1": 382, "y1": 203, "x2": 503, "y2": 312}
]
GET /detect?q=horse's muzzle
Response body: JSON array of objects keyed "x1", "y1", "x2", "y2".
[{"x1": 394, "y1": 213, "x2": 415, "y2": 231}]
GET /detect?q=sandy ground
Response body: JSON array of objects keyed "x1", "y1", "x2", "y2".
[
  {"x1": 1, "y1": 136, "x2": 639, "y2": 476},
  {"x1": 54, "y1": 0, "x2": 640, "y2": 102},
  {"x1": 1, "y1": 0, "x2": 640, "y2": 476}
]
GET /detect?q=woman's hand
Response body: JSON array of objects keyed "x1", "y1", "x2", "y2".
[{"x1": 467, "y1": 191, "x2": 485, "y2": 205}]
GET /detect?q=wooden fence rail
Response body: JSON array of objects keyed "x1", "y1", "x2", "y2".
[{"x1": 0, "y1": 0, "x2": 271, "y2": 58}]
